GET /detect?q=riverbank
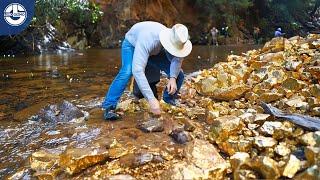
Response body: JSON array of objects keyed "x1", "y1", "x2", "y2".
[{"x1": 3, "y1": 35, "x2": 320, "y2": 179}]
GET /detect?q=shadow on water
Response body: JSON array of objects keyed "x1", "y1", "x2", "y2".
[{"x1": 0, "y1": 44, "x2": 261, "y2": 177}]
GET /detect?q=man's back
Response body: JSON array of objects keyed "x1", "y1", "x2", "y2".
[{"x1": 125, "y1": 21, "x2": 167, "y2": 47}]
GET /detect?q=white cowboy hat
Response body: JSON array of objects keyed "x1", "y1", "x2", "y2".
[{"x1": 159, "y1": 24, "x2": 192, "y2": 58}]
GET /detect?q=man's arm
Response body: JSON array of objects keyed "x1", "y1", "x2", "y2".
[
  {"x1": 132, "y1": 42, "x2": 156, "y2": 101},
  {"x1": 166, "y1": 52, "x2": 183, "y2": 78}
]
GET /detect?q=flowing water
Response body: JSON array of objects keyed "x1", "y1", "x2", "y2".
[{"x1": 0, "y1": 45, "x2": 260, "y2": 177}]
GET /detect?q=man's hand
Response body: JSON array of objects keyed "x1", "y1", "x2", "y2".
[
  {"x1": 167, "y1": 78, "x2": 177, "y2": 95},
  {"x1": 149, "y1": 99, "x2": 161, "y2": 115}
]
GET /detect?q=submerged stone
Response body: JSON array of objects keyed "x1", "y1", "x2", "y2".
[
  {"x1": 35, "y1": 100, "x2": 84, "y2": 122},
  {"x1": 169, "y1": 129, "x2": 190, "y2": 144},
  {"x1": 136, "y1": 117, "x2": 164, "y2": 133}
]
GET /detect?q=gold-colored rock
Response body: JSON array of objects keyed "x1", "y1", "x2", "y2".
[
  {"x1": 310, "y1": 84, "x2": 320, "y2": 98},
  {"x1": 305, "y1": 146, "x2": 320, "y2": 166},
  {"x1": 262, "y1": 37, "x2": 285, "y2": 53},
  {"x1": 261, "y1": 52, "x2": 285, "y2": 66},
  {"x1": 299, "y1": 131, "x2": 320, "y2": 146},
  {"x1": 282, "y1": 78, "x2": 306, "y2": 91},
  {"x1": 218, "y1": 137, "x2": 253, "y2": 156},
  {"x1": 294, "y1": 165, "x2": 320, "y2": 180},
  {"x1": 259, "y1": 92, "x2": 283, "y2": 103},
  {"x1": 30, "y1": 150, "x2": 61, "y2": 178},
  {"x1": 250, "y1": 156, "x2": 281, "y2": 179},
  {"x1": 166, "y1": 139, "x2": 229, "y2": 179},
  {"x1": 253, "y1": 113, "x2": 271, "y2": 124},
  {"x1": 184, "y1": 139, "x2": 227, "y2": 170},
  {"x1": 311, "y1": 107, "x2": 320, "y2": 116},
  {"x1": 254, "y1": 136, "x2": 277, "y2": 148},
  {"x1": 206, "y1": 110, "x2": 220, "y2": 124},
  {"x1": 274, "y1": 142, "x2": 291, "y2": 157},
  {"x1": 273, "y1": 121, "x2": 294, "y2": 140},
  {"x1": 244, "y1": 92, "x2": 259, "y2": 102},
  {"x1": 284, "y1": 60, "x2": 302, "y2": 71},
  {"x1": 186, "y1": 107, "x2": 206, "y2": 120},
  {"x1": 308, "y1": 66, "x2": 320, "y2": 80},
  {"x1": 59, "y1": 147, "x2": 108, "y2": 175},
  {"x1": 259, "y1": 121, "x2": 282, "y2": 135},
  {"x1": 210, "y1": 115, "x2": 244, "y2": 143},
  {"x1": 233, "y1": 169, "x2": 259, "y2": 180},
  {"x1": 282, "y1": 154, "x2": 301, "y2": 178},
  {"x1": 230, "y1": 152, "x2": 250, "y2": 170},
  {"x1": 198, "y1": 84, "x2": 250, "y2": 101},
  {"x1": 284, "y1": 96, "x2": 308, "y2": 108}
]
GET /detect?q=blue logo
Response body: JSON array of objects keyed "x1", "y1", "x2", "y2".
[{"x1": 0, "y1": 0, "x2": 35, "y2": 35}]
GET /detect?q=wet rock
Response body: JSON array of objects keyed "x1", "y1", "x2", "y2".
[
  {"x1": 250, "y1": 156, "x2": 281, "y2": 179},
  {"x1": 136, "y1": 117, "x2": 164, "y2": 133},
  {"x1": 254, "y1": 136, "x2": 277, "y2": 148},
  {"x1": 60, "y1": 147, "x2": 108, "y2": 175},
  {"x1": 35, "y1": 100, "x2": 84, "y2": 122},
  {"x1": 282, "y1": 154, "x2": 301, "y2": 178},
  {"x1": 108, "y1": 145, "x2": 129, "y2": 159},
  {"x1": 210, "y1": 115, "x2": 243, "y2": 143},
  {"x1": 7, "y1": 168, "x2": 32, "y2": 180},
  {"x1": 30, "y1": 149, "x2": 62, "y2": 178},
  {"x1": 169, "y1": 129, "x2": 190, "y2": 144}
]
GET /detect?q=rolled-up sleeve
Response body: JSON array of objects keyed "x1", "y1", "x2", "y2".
[
  {"x1": 132, "y1": 42, "x2": 156, "y2": 101},
  {"x1": 169, "y1": 56, "x2": 183, "y2": 78}
]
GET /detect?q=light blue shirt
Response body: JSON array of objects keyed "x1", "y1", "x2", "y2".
[{"x1": 125, "y1": 21, "x2": 183, "y2": 101}]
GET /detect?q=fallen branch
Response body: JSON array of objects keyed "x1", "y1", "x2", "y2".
[{"x1": 261, "y1": 102, "x2": 320, "y2": 131}]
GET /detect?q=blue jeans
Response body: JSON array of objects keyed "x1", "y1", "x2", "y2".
[{"x1": 102, "y1": 39, "x2": 184, "y2": 109}]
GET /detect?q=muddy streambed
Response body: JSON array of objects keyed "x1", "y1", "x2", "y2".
[{"x1": 0, "y1": 45, "x2": 260, "y2": 178}]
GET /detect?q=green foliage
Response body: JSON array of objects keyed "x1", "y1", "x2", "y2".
[
  {"x1": 195, "y1": 0, "x2": 253, "y2": 18},
  {"x1": 33, "y1": 0, "x2": 103, "y2": 26}
]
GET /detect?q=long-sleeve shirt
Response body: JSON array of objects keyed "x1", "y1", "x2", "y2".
[{"x1": 125, "y1": 21, "x2": 183, "y2": 101}]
